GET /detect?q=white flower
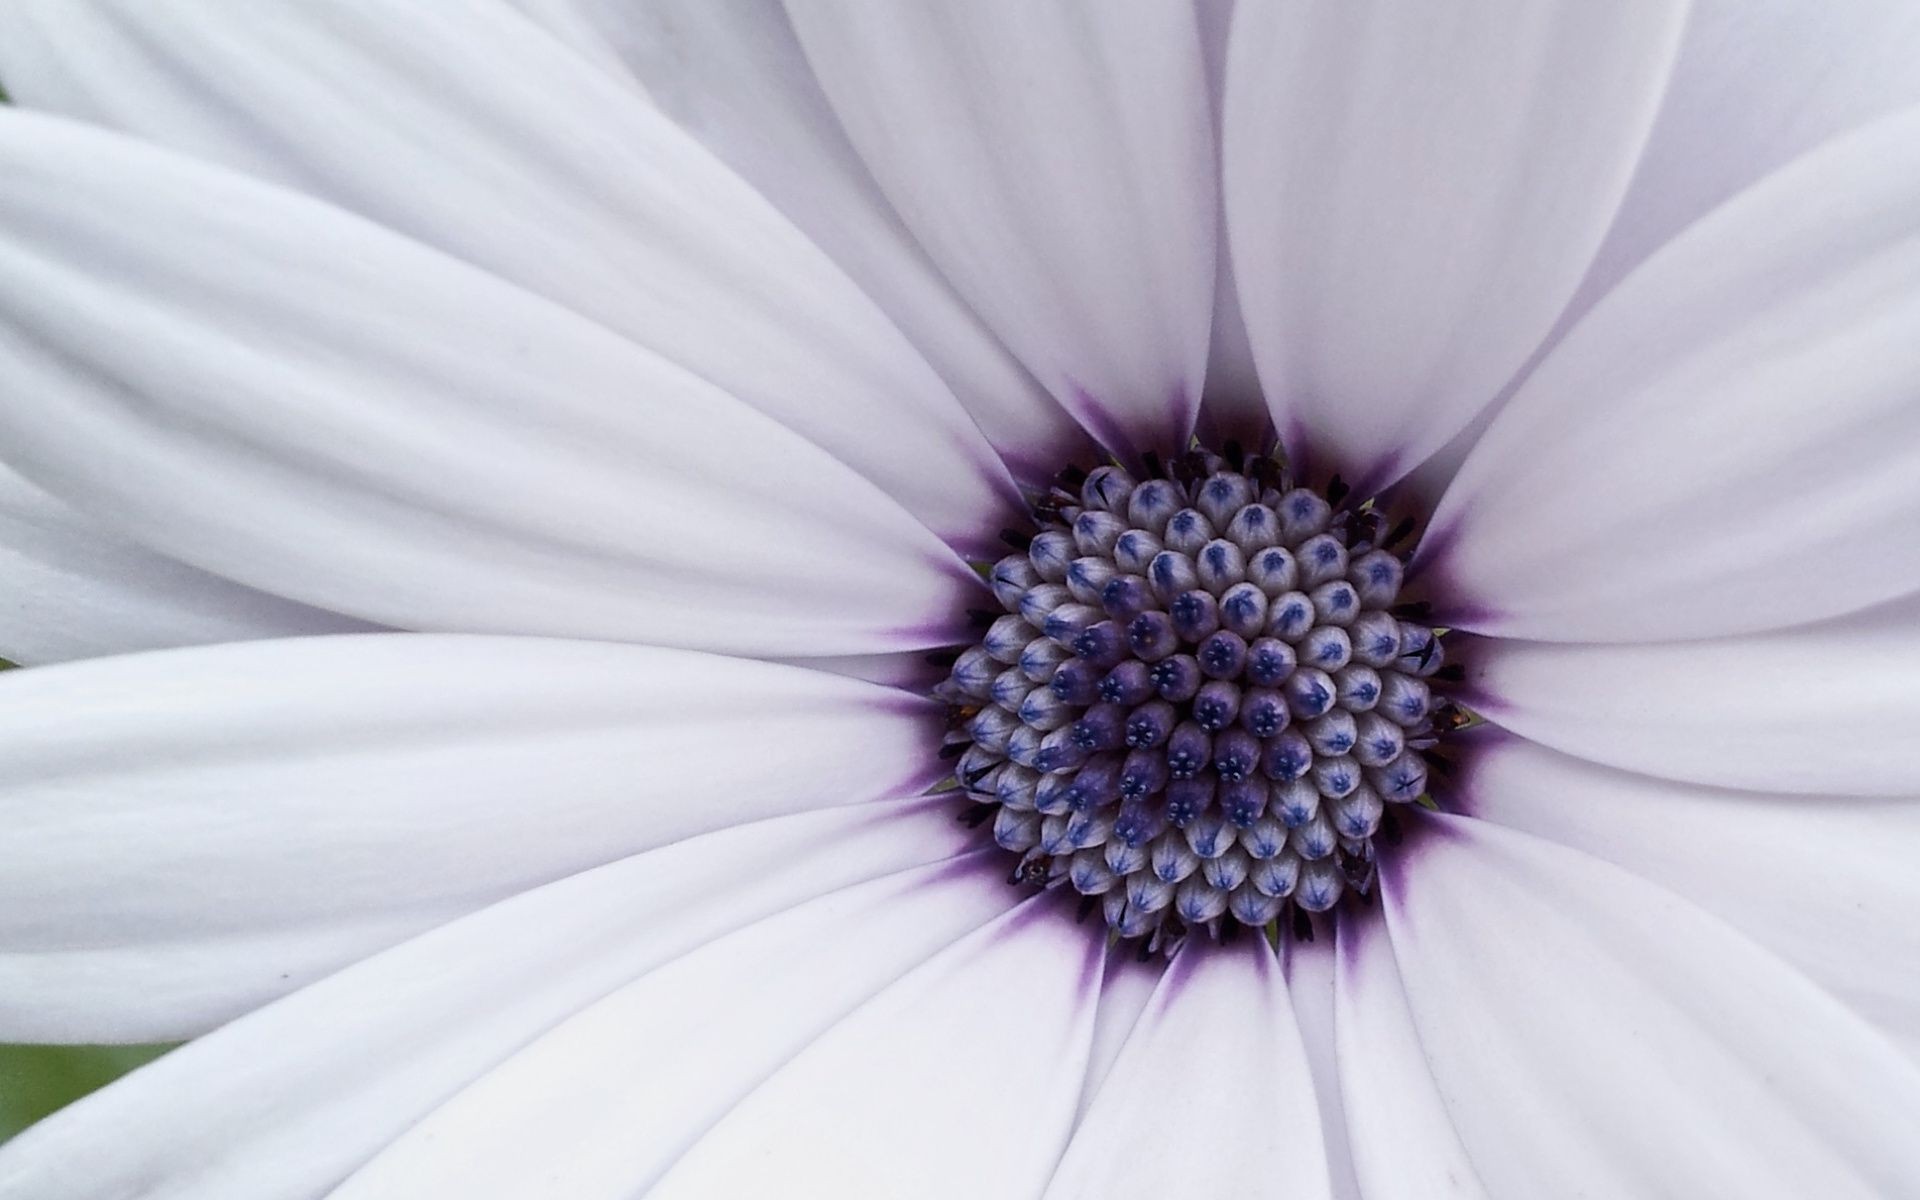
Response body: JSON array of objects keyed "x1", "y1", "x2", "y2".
[{"x1": 1, "y1": 1, "x2": 1918, "y2": 1197}]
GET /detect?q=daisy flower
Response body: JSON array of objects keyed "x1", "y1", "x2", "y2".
[{"x1": 2, "y1": 1, "x2": 1919, "y2": 1196}]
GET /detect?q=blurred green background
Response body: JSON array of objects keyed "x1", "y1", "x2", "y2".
[{"x1": 0, "y1": 1045, "x2": 174, "y2": 1142}]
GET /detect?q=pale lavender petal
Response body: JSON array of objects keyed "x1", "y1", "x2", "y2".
[
  {"x1": 330, "y1": 854, "x2": 1024, "y2": 1198},
  {"x1": 0, "y1": 801, "x2": 979, "y2": 1199},
  {"x1": 0, "y1": 462, "x2": 370, "y2": 663},
  {"x1": 0, "y1": 634, "x2": 940, "y2": 1040},
  {"x1": 788, "y1": 0, "x2": 1217, "y2": 464},
  {"x1": 0, "y1": 112, "x2": 971, "y2": 657},
  {"x1": 1382, "y1": 815, "x2": 1920, "y2": 1195},
  {"x1": 642, "y1": 893, "x2": 1106, "y2": 1199},
  {"x1": 1429, "y1": 107, "x2": 1920, "y2": 642},
  {"x1": 0, "y1": 0, "x2": 1024, "y2": 547},
  {"x1": 1458, "y1": 731, "x2": 1920, "y2": 1057}
]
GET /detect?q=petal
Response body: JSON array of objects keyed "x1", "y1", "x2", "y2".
[
  {"x1": 1567, "y1": 0, "x2": 1920, "y2": 334},
  {"x1": 1382, "y1": 815, "x2": 1920, "y2": 1197},
  {"x1": 0, "y1": 112, "x2": 971, "y2": 657},
  {"x1": 1043, "y1": 937, "x2": 1331, "y2": 1200},
  {"x1": 1457, "y1": 731, "x2": 1920, "y2": 1056},
  {"x1": 0, "y1": 634, "x2": 939, "y2": 1040},
  {"x1": 767, "y1": 649, "x2": 940, "y2": 690},
  {"x1": 496, "y1": 0, "x2": 1092, "y2": 479},
  {"x1": 1464, "y1": 597, "x2": 1920, "y2": 796},
  {"x1": 330, "y1": 855, "x2": 1020, "y2": 1197},
  {"x1": 0, "y1": 0, "x2": 1022, "y2": 548},
  {"x1": 1193, "y1": 0, "x2": 1270, "y2": 450},
  {"x1": 1430, "y1": 106, "x2": 1920, "y2": 641},
  {"x1": 644, "y1": 894, "x2": 1105, "y2": 1200},
  {"x1": 1280, "y1": 934, "x2": 1363, "y2": 1200},
  {"x1": 787, "y1": 0, "x2": 1218, "y2": 463},
  {"x1": 1073, "y1": 948, "x2": 1161, "y2": 1123},
  {"x1": 0, "y1": 802, "x2": 978, "y2": 1198},
  {"x1": 0, "y1": 462, "x2": 367, "y2": 664},
  {"x1": 1223, "y1": 0, "x2": 1687, "y2": 490},
  {"x1": 1380, "y1": 1, "x2": 1920, "y2": 512},
  {"x1": 1334, "y1": 917, "x2": 1489, "y2": 1200}
]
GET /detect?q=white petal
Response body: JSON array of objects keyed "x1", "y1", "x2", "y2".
[
  {"x1": 0, "y1": 0, "x2": 1021, "y2": 548},
  {"x1": 1567, "y1": 0, "x2": 1920, "y2": 335},
  {"x1": 645, "y1": 894, "x2": 1105, "y2": 1200},
  {"x1": 496, "y1": 0, "x2": 1093, "y2": 479},
  {"x1": 1459, "y1": 732, "x2": 1920, "y2": 1056},
  {"x1": 767, "y1": 649, "x2": 939, "y2": 690},
  {"x1": 1193, "y1": 0, "x2": 1270, "y2": 450},
  {"x1": 1333, "y1": 917, "x2": 1488, "y2": 1200},
  {"x1": 1043, "y1": 937, "x2": 1330, "y2": 1200},
  {"x1": 1465, "y1": 598, "x2": 1920, "y2": 796},
  {"x1": 331, "y1": 854, "x2": 1020, "y2": 1198},
  {"x1": 0, "y1": 112, "x2": 972, "y2": 657},
  {"x1": 0, "y1": 462, "x2": 367, "y2": 664},
  {"x1": 1280, "y1": 934, "x2": 1363, "y2": 1200},
  {"x1": 1382, "y1": 815, "x2": 1920, "y2": 1197},
  {"x1": 0, "y1": 802, "x2": 978, "y2": 1199},
  {"x1": 0, "y1": 634, "x2": 940, "y2": 1040},
  {"x1": 1073, "y1": 948, "x2": 1161, "y2": 1123},
  {"x1": 1397, "y1": 1, "x2": 1920, "y2": 511},
  {"x1": 1223, "y1": 0, "x2": 1687, "y2": 490},
  {"x1": 788, "y1": 0, "x2": 1218, "y2": 462},
  {"x1": 1430, "y1": 106, "x2": 1920, "y2": 641}
]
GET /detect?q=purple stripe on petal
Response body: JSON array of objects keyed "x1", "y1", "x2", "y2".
[
  {"x1": 1062, "y1": 382, "x2": 1197, "y2": 473},
  {"x1": 1430, "y1": 723, "x2": 1521, "y2": 820},
  {"x1": 1435, "y1": 632, "x2": 1510, "y2": 719},
  {"x1": 1404, "y1": 518, "x2": 1503, "y2": 633},
  {"x1": 1376, "y1": 806, "x2": 1472, "y2": 914},
  {"x1": 1151, "y1": 930, "x2": 1209, "y2": 1002},
  {"x1": 1192, "y1": 400, "x2": 1278, "y2": 459},
  {"x1": 993, "y1": 420, "x2": 1106, "y2": 493},
  {"x1": 1068, "y1": 382, "x2": 1150, "y2": 469}
]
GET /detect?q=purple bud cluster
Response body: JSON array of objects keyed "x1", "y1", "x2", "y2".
[{"x1": 941, "y1": 449, "x2": 1450, "y2": 949}]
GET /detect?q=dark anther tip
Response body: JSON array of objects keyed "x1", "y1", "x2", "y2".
[
  {"x1": 999, "y1": 528, "x2": 1033, "y2": 550},
  {"x1": 1291, "y1": 906, "x2": 1316, "y2": 943},
  {"x1": 1015, "y1": 860, "x2": 1050, "y2": 887},
  {"x1": 1326, "y1": 474, "x2": 1350, "y2": 505},
  {"x1": 938, "y1": 742, "x2": 967, "y2": 761}
]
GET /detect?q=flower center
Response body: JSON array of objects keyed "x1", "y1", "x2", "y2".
[{"x1": 938, "y1": 446, "x2": 1463, "y2": 951}]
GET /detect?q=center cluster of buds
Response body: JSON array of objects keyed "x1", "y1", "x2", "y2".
[{"x1": 937, "y1": 446, "x2": 1462, "y2": 950}]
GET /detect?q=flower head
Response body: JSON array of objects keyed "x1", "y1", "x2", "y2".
[{"x1": 1, "y1": 2, "x2": 1919, "y2": 1197}]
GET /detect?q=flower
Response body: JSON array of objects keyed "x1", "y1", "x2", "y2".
[{"x1": 1, "y1": 1, "x2": 1918, "y2": 1196}]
